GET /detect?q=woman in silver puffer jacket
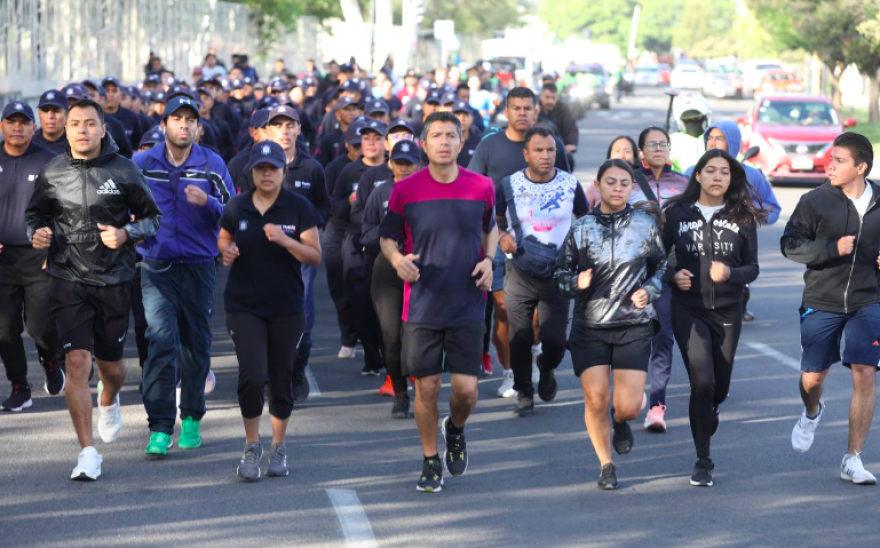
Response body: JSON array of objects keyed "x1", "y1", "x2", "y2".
[{"x1": 554, "y1": 158, "x2": 667, "y2": 491}]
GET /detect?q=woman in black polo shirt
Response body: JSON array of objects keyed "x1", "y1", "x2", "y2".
[{"x1": 218, "y1": 141, "x2": 322, "y2": 482}]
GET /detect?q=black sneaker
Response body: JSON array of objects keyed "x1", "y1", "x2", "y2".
[
  {"x1": 44, "y1": 361, "x2": 66, "y2": 396},
  {"x1": 293, "y1": 373, "x2": 310, "y2": 402},
  {"x1": 537, "y1": 366, "x2": 557, "y2": 402},
  {"x1": 391, "y1": 396, "x2": 410, "y2": 419},
  {"x1": 598, "y1": 463, "x2": 618, "y2": 490},
  {"x1": 0, "y1": 383, "x2": 33, "y2": 412},
  {"x1": 710, "y1": 405, "x2": 720, "y2": 436},
  {"x1": 416, "y1": 457, "x2": 444, "y2": 492},
  {"x1": 612, "y1": 420, "x2": 634, "y2": 455},
  {"x1": 442, "y1": 416, "x2": 468, "y2": 477},
  {"x1": 360, "y1": 364, "x2": 382, "y2": 377},
  {"x1": 515, "y1": 394, "x2": 534, "y2": 417},
  {"x1": 690, "y1": 458, "x2": 714, "y2": 487}
]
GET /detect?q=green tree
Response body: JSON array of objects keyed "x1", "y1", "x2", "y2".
[
  {"x1": 228, "y1": 0, "x2": 343, "y2": 48},
  {"x1": 850, "y1": 4, "x2": 880, "y2": 121},
  {"x1": 425, "y1": 0, "x2": 524, "y2": 36},
  {"x1": 538, "y1": 0, "x2": 636, "y2": 51}
]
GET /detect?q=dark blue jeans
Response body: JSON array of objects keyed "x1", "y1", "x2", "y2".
[
  {"x1": 294, "y1": 263, "x2": 317, "y2": 375},
  {"x1": 141, "y1": 259, "x2": 216, "y2": 435},
  {"x1": 648, "y1": 285, "x2": 675, "y2": 407}
]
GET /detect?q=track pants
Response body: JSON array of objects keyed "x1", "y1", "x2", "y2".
[
  {"x1": 648, "y1": 286, "x2": 675, "y2": 407},
  {"x1": 342, "y1": 234, "x2": 384, "y2": 371},
  {"x1": 323, "y1": 220, "x2": 358, "y2": 348},
  {"x1": 371, "y1": 254, "x2": 407, "y2": 396}
]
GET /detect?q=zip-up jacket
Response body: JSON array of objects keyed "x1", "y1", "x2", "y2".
[
  {"x1": 1, "y1": 140, "x2": 57, "y2": 245},
  {"x1": 781, "y1": 180, "x2": 880, "y2": 314},
  {"x1": 25, "y1": 134, "x2": 161, "y2": 286},
  {"x1": 134, "y1": 141, "x2": 235, "y2": 263},
  {"x1": 663, "y1": 201, "x2": 760, "y2": 310},
  {"x1": 555, "y1": 204, "x2": 667, "y2": 328}
]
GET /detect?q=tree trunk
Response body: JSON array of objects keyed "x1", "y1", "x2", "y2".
[
  {"x1": 869, "y1": 71, "x2": 880, "y2": 123},
  {"x1": 826, "y1": 64, "x2": 843, "y2": 110}
]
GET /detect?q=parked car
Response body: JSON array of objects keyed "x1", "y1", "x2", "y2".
[
  {"x1": 759, "y1": 70, "x2": 803, "y2": 94},
  {"x1": 567, "y1": 64, "x2": 612, "y2": 110},
  {"x1": 635, "y1": 65, "x2": 663, "y2": 87},
  {"x1": 702, "y1": 68, "x2": 742, "y2": 99},
  {"x1": 738, "y1": 94, "x2": 857, "y2": 184},
  {"x1": 670, "y1": 63, "x2": 704, "y2": 90}
]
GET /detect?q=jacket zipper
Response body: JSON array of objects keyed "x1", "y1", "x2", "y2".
[
  {"x1": 707, "y1": 210, "x2": 716, "y2": 310},
  {"x1": 843, "y1": 204, "x2": 864, "y2": 314},
  {"x1": 81, "y1": 164, "x2": 90, "y2": 236}
]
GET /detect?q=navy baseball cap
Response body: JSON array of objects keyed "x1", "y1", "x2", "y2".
[
  {"x1": 339, "y1": 80, "x2": 360, "y2": 94},
  {"x1": 101, "y1": 77, "x2": 122, "y2": 89},
  {"x1": 340, "y1": 63, "x2": 355, "y2": 73},
  {"x1": 163, "y1": 95, "x2": 201, "y2": 120},
  {"x1": 125, "y1": 86, "x2": 142, "y2": 99},
  {"x1": 250, "y1": 108, "x2": 271, "y2": 129},
  {"x1": 358, "y1": 119, "x2": 388, "y2": 137},
  {"x1": 247, "y1": 141, "x2": 287, "y2": 171},
  {"x1": 144, "y1": 74, "x2": 161, "y2": 85},
  {"x1": 452, "y1": 100, "x2": 472, "y2": 114},
  {"x1": 365, "y1": 99, "x2": 389, "y2": 116},
  {"x1": 419, "y1": 78, "x2": 435, "y2": 90},
  {"x1": 166, "y1": 88, "x2": 200, "y2": 104},
  {"x1": 254, "y1": 82, "x2": 266, "y2": 91},
  {"x1": 153, "y1": 91, "x2": 167, "y2": 104},
  {"x1": 81, "y1": 79, "x2": 106, "y2": 97},
  {"x1": 440, "y1": 92, "x2": 457, "y2": 106},
  {"x1": 243, "y1": 76, "x2": 254, "y2": 86},
  {"x1": 388, "y1": 119, "x2": 416, "y2": 135},
  {"x1": 2, "y1": 101, "x2": 35, "y2": 122},
  {"x1": 269, "y1": 77, "x2": 288, "y2": 92},
  {"x1": 425, "y1": 90, "x2": 443, "y2": 105},
  {"x1": 303, "y1": 77, "x2": 317, "y2": 87},
  {"x1": 220, "y1": 78, "x2": 232, "y2": 91},
  {"x1": 231, "y1": 79, "x2": 244, "y2": 90},
  {"x1": 267, "y1": 104, "x2": 300, "y2": 124},
  {"x1": 62, "y1": 84, "x2": 88, "y2": 101},
  {"x1": 38, "y1": 90, "x2": 67, "y2": 110},
  {"x1": 337, "y1": 96, "x2": 359, "y2": 110},
  {"x1": 142, "y1": 90, "x2": 155, "y2": 102},
  {"x1": 139, "y1": 129, "x2": 165, "y2": 148},
  {"x1": 257, "y1": 96, "x2": 280, "y2": 110},
  {"x1": 390, "y1": 140, "x2": 420, "y2": 164},
  {"x1": 346, "y1": 118, "x2": 368, "y2": 145}
]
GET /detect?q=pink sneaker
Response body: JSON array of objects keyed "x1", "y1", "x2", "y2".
[{"x1": 644, "y1": 404, "x2": 667, "y2": 432}]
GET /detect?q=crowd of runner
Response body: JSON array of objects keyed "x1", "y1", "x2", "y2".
[{"x1": 0, "y1": 53, "x2": 877, "y2": 491}]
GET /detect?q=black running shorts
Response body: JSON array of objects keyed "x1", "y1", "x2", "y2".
[
  {"x1": 569, "y1": 323, "x2": 653, "y2": 376},
  {"x1": 48, "y1": 277, "x2": 131, "y2": 361},
  {"x1": 401, "y1": 321, "x2": 485, "y2": 379}
]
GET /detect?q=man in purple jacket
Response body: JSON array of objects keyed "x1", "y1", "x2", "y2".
[{"x1": 133, "y1": 96, "x2": 235, "y2": 459}]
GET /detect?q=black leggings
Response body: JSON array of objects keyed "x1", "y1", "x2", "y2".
[
  {"x1": 228, "y1": 312, "x2": 305, "y2": 420},
  {"x1": 371, "y1": 254, "x2": 407, "y2": 397},
  {"x1": 671, "y1": 302, "x2": 742, "y2": 460}
]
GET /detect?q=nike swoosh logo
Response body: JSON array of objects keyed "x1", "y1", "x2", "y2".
[
  {"x1": 723, "y1": 323, "x2": 733, "y2": 327},
  {"x1": 118, "y1": 334, "x2": 126, "y2": 343}
]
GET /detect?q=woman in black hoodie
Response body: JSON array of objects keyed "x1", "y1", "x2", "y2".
[{"x1": 662, "y1": 149, "x2": 766, "y2": 487}]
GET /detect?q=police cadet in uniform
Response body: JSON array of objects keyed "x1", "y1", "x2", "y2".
[
  {"x1": 316, "y1": 96, "x2": 362, "y2": 167},
  {"x1": 102, "y1": 77, "x2": 144, "y2": 153},
  {"x1": 452, "y1": 100, "x2": 482, "y2": 167},
  {"x1": 33, "y1": 90, "x2": 69, "y2": 154}
]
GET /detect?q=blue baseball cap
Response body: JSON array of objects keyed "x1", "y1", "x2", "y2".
[
  {"x1": 101, "y1": 77, "x2": 122, "y2": 89},
  {"x1": 231, "y1": 79, "x2": 244, "y2": 90},
  {"x1": 390, "y1": 140, "x2": 421, "y2": 164},
  {"x1": 267, "y1": 104, "x2": 300, "y2": 124},
  {"x1": 139, "y1": 129, "x2": 165, "y2": 148},
  {"x1": 337, "y1": 96, "x2": 359, "y2": 110},
  {"x1": 163, "y1": 95, "x2": 201, "y2": 120},
  {"x1": 365, "y1": 99, "x2": 389, "y2": 115},
  {"x1": 388, "y1": 119, "x2": 416, "y2": 135},
  {"x1": 358, "y1": 119, "x2": 388, "y2": 137},
  {"x1": 144, "y1": 74, "x2": 161, "y2": 86},
  {"x1": 247, "y1": 141, "x2": 287, "y2": 171},
  {"x1": 153, "y1": 91, "x2": 167, "y2": 104},
  {"x1": 452, "y1": 100, "x2": 472, "y2": 114},
  {"x1": 257, "y1": 96, "x2": 280, "y2": 110},
  {"x1": 440, "y1": 92, "x2": 457, "y2": 106},
  {"x1": 250, "y1": 108, "x2": 271, "y2": 129},
  {"x1": 346, "y1": 117, "x2": 368, "y2": 145},
  {"x1": 425, "y1": 89, "x2": 443, "y2": 105},
  {"x1": 38, "y1": 90, "x2": 67, "y2": 110},
  {"x1": 62, "y1": 83, "x2": 89, "y2": 101},
  {"x1": 2, "y1": 101, "x2": 35, "y2": 122},
  {"x1": 81, "y1": 79, "x2": 106, "y2": 98},
  {"x1": 269, "y1": 77, "x2": 288, "y2": 92}
]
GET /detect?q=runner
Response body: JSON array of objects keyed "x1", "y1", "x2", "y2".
[
  {"x1": 26, "y1": 98, "x2": 161, "y2": 479},
  {"x1": 316, "y1": 96, "x2": 362, "y2": 166},
  {"x1": 497, "y1": 126, "x2": 588, "y2": 416},
  {"x1": 0, "y1": 101, "x2": 63, "y2": 412},
  {"x1": 133, "y1": 96, "x2": 235, "y2": 459},
  {"x1": 555, "y1": 159, "x2": 666, "y2": 489},
  {"x1": 452, "y1": 100, "x2": 482, "y2": 167},
  {"x1": 781, "y1": 132, "x2": 879, "y2": 485},
  {"x1": 379, "y1": 112, "x2": 498, "y2": 492},
  {"x1": 663, "y1": 149, "x2": 765, "y2": 487},
  {"x1": 218, "y1": 140, "x2": 321, "y2": 481},
  {"x1": 33, "y1": 90, "x2": 69, "y2": 154},
  {"x1": 80, "y1": 80, "x2": 134, "y2": 158},
  {"x1": 102, "y1": 77, "x2": 144, "y2": 152},
  {"x1": 363, "y1": 140, "x2": 422, "y2": 417}
]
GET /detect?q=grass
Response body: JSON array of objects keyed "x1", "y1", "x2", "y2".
[{"x1": 840, "y1": 107, "x2": 880, "y2": 154}]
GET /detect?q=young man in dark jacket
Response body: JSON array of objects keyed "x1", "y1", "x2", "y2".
[
  {"x1": 781, "y1": 132, "x2": 880, "y2": 485},
  {"x1": 26, "y1": 99, "x2": 161, "y2": 481}
]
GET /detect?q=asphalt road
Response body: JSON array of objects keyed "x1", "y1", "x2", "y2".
[{"x1": 1, "y1": 87, "x2": 876, "y2": 548}]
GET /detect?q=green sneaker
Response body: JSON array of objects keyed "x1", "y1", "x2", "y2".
[
  {"x1": 145, "y1": 432, "x2": 173, "y2": 460},
  {"x1": 178, "y1": 416, "x2": 202, "y2": 450}
]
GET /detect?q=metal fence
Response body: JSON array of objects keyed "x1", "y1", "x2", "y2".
[{"x1": 0, "y1": 0, "x2": 254, "y2": 104}]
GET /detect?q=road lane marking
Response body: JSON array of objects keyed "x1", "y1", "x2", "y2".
[
  {"x1": 745, "y1": 342, "x2": 801, "y2": 371},
  {"x1": 327, "y1": 489, "x2": 378, "y2": 548},
  {"x1": 305, "y1": 364, "x2": 321, "y2": 397}
]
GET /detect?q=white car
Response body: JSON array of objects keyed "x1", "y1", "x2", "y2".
[
  {"x1": 634, "y1": 66, "x2": 662, "y2": 87},
  {"x1": 670, "y1": 64, "x2": 704, "y2": 90}
]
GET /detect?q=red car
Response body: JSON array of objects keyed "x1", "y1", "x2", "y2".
[{"x1": 738, "y1": 94, "x2": 857, "y2": 184}]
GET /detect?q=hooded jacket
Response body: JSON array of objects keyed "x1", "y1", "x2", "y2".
[
  {"x1": 555, "y1": 204, "x2": 666, "y2": 328},
  {"x1": 134, "y1": 141, "x2": 235, "y2": 263},
  {"x1": 25, "y1": 134, "x2": 161, "y2": 286},
  {"x1": 781, "y1": 180, "x2": 880, "y2": 314},
  {"x1": 684, "y1": 120, "x2": 781, "y2": 225}
]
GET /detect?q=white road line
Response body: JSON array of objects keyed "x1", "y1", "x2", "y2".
[
  {"x1": 305, "y1": 364, "x2": 321, "y2": 397},
  {"x1": 745, "y1": 342, "x2": 801, "y2": 371},
  {"x1": 327, "y1": 489, "x2": 378, "y2": 548}
]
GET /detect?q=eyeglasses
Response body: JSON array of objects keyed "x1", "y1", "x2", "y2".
[{"x1": 644, "y1": 142, "x2": 671, "y2": 151}]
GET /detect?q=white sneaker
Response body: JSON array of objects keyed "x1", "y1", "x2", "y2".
[
  {"x1": 338, "y1": 346, "x2": 357, "y2": 359},
  {"x1": 840, "y1": 453, "x2": 877, "y2": 485},
  {"x1": 791, "y1": 401, "x2": 824, "y2": 453},
  {"x1": 204, "y1": 369, "x2": 216, "y2": 394},
  {"x1": 96, "y1": 381, "x2": 123, "y2": 444},
  {"x1": 497, "y1": 370, "x2": 516, "y2": 398},
  {"x1": 70, "y1": 446, "x2": 102, "y2": 481}
]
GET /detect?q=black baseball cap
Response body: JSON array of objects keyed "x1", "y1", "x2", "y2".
[
  {"x1": 390, "y1": 140, "x2": 420, "y2": 164},
  {"x1": 267, "y1": 104, "x2": 300, "y2": 124},
  {"x1": 39, "y1": 90, "x2": 67, "y2": 110},
  {"x1": 388, "y1": 119, "x2": 416, "y2": 135},
  {"x1": 163, "y1": 96, "x2": 201, "y2": 120},
  {"x1": 247, "y1": 141, "x2": 287, "y2": 171},
  {"x1": 358, "y1": 119, "x2": 388, "y2": 137},
  {"x1": 452, "y1": 100, "x2": 472, "y2": 114},
  {"x1": 2, "y1": 101, "x2": 35, "y2": 122},
  {"x1": 139, "y1": 129, "x2": 165, "y2": 148}
]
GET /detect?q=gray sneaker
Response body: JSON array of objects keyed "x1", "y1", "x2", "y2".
[
  {"x1": 237, "y1": 442, "x2": 263, "y2": 482},
  {"x1": 266, "y1": 443, "x2": 289, "y2": 477}
]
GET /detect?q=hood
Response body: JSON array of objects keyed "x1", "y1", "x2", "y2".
[
  {"x1": 67, "y1": 132, "x2": 119, "y2": 166},
  {"x1": 704, "y1": 120, "x2": 741, "y2": 158}
]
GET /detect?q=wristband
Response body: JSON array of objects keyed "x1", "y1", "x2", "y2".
[{"x1": 484, "y1": 254, "x2": 495, "y2": 263}]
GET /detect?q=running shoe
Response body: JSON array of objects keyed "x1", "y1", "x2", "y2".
[
  {"x1": 145, "y1": 431, "x2": 173, "y2": 459},
  {"x1": 237, "y1": 442, "x2": 263, "y2": 482},
  {"x1": 338, "y1": 346, "x2": 357, "y2": 359},
  {"x1": 391, "y1": 396, "x2": 410, "y2": 419},
  {"x1": 0, "y1": 383, "x2": 32, "y2": 412},
  {"x1": 96, "y1": 381, "x2": 123, "y2": 444},
  {"x1": 644, "y1": 405, "x2": 667, "y2": 432},
  {"x1": 481, "y1": 353, "x2": 493, "y2": 375},
  {"x1": 840, "y1": 453, "x2": 877, "y2": 485},
  {"x1": 612, "y1": 420, "x2": 634, "y2": 455},
  {"x1": 204, "y1": 369, "x2": 216, "y2": 394},
  {"x1": 360, "y1": 364, "x2": 382, "y2": 377},
  {"x1": 598, "y1": 463, "x2": 618, "y2": 490},
  {"x1": 293, "y1": 372, "x2": 310, "y2": 402},
  {"x1": 266, "y1": 443, "x2": 289, "y2": 477},
  {"x1": 537, "y1": 366, "x2": 557, "y2": 402},
  {"x1": 792, "y1": 400, "x2": 824, "y2": 453},
  {"x1": 44, "y1": 361, "x2": 66, "y2": 396},
  {"x1": 70, "y1": 446, "x2": 102, "y2": 481},
  {"x1": 497, "y1": 370, "x2": 516, "y2": 398},
  {"x1": 441, "y1": 416, "x2": 468, "y2": 477},
  {"x1": 178, "y1": 416, "x2": 202, "y2": 449},
  {"x1": 690, "y1": 458, "x2": 714, "y2": 487},
  {"x1": 416, "y1": 457, "x2": 444, "y2": 493},
  {"x1": 515, "y1": 394, "x2": 534, "y2": 417},
  {"x1": 378, "y1": 375, "x2": 395, "y2": 397}
]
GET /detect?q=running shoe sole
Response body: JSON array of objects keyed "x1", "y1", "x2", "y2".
[
  {"x1": 690, "y1": 478, "x2": 713, "y2": 487},
  {"x1": 70, "y1": 470, "x2": 100, "y2": 482},
  {"x1": 416, "y1": 478, "x2": 444, "y2": 493},
  {"x1": 0, "y1": 399, "x2": 33, "y2": 412},
  {"x1": 840, "y1": 472, "x2": 877, "y2": 485}
]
